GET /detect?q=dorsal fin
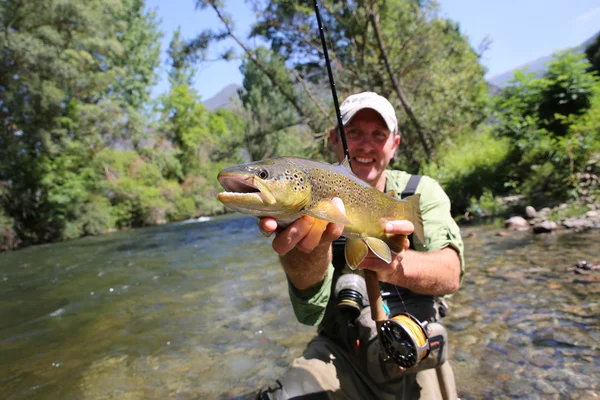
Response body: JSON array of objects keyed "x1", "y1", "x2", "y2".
[{"x1": 340, "y1": 156, "x2": 351, "y2": 170}]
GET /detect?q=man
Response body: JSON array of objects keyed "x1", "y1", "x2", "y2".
[{"x1": 257, "y1": 92, "x2": 464, "y2": 399}]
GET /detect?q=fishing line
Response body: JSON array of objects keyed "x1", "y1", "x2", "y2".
[{"x1": 313, "y1": 0, "x2": 351, "y2": 165}]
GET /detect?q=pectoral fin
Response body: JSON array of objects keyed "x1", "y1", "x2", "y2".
[
  {"x1": 345, "y1": 237, "x2": 393, "y2": 270},
  {"x1": 363, "y1": 237, "x2": 393, "y2": 264},
  {"x1": 302, "y1": 199, "x2": 351, "y2": 225},
  {"x1": 345, "y1": 238, "x2": 369, "y2": 270}
]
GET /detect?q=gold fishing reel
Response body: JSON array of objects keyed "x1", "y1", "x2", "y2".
[{"x1": 379, "y1": 313, "x2": 430, "y2": 369}]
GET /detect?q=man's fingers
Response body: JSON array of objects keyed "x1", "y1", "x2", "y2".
[
  {"x1": 385, "y1": 220, "x2": 414, "y2": 235},
  {"x1": 296, "y1": 218, "x2": 329, "y2": 252},
  {"x1": 258, "y1": 218, "x2": 278, "y2": 237},
  {"x1": 272, "y1": 216, "x2": 315, "y2": 255}
]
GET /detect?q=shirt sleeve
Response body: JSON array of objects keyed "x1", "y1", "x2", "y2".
[
  {"x1": 415, "y1": 177, "x2": 465, "y2": 277},
  {"x1": 286, "y1": 264, "x2": 334, "y2": 326}
]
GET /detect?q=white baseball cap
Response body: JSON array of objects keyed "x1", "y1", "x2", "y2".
[{"x1": 339, "y1": 92, "x2": 398, "y2": 135}]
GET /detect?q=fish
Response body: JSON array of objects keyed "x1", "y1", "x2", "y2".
[{"x1": 217, "y1": 157, "x2": 424, "y2": 269}]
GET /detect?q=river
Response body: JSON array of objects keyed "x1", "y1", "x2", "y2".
[{"x1": 0, "y1": 215, "x2": 598, "y2": 399}]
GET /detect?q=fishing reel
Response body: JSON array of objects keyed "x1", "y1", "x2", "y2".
[
  {"x1": 379, "y1": 313, "x2": 431, "y2": 369},
  {"x1": 335, "y1": 273, "x2": 369, "y2": 320}
]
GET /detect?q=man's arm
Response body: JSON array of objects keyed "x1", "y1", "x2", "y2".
[{"x1": 358, "y1": 220, "x2": 461, "y2": 296}]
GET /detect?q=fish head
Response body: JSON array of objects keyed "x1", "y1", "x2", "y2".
[{"x1": 217, "y1": 158, "x2": 312, "y2": 218}]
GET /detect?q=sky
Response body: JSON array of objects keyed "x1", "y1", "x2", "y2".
[{"x1": 145, "y1": 0, "x2": 600, "y2": 102}]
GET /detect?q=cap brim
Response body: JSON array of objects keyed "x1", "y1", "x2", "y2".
[{"x1": 341, "y1": 106, "x2": 396, "y2": 134}]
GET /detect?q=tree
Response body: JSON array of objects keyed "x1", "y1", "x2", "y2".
[
  {"x1": 585, "y1": 32, "x2": 600, "y2": 74},
  {"x1": 238, "y1": 47, "x2": 316, "y2": 160},
  {"x1": 492, "y1": 52, "x2": 600, "y2": 204},
  {"x1": 191, "y1": 0, "x2": 489, "y2": 169},
  {"x1": 0, "y1": 0, "x2": 161, "y2": 243}
]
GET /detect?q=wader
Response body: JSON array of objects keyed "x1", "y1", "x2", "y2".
[{"x1": 258, "y1": 176, "x2": 457, "y2": 400}]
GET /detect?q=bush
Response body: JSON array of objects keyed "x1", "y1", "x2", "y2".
[
  {"x1": 61, "y1": 195, "x2": 115, "y2": 240},
  {"x1": 492, "y1": 52, "x2": 600, "y2": 206},
  {"x1": 421, "y1": 127, "x2": 512, "y2": 215}
]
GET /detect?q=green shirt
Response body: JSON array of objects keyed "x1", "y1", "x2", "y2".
[{"x1": 287, "y1": 170, "x2": 465, "y2": 326}]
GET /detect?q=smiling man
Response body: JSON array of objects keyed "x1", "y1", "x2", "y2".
[{"x1": 257, "y1": 92, "x2": 464, "y2": 400}]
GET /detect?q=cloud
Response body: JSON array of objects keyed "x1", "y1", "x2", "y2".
[{"x1": 576, "y1": 7, "x2": 600, "y2": 22}]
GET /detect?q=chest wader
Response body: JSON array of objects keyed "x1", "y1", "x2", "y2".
[{"x1": 325, "y1": 175, "x2": 451, "y2": 384}]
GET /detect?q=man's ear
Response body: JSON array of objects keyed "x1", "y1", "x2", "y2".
[{"x1": 329, "y1": 129, "x2": 338, "y2": 144}]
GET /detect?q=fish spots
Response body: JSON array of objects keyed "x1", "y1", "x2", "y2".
[{"x1": 285, "y1": 169, "x2": 308, "y2": 192}]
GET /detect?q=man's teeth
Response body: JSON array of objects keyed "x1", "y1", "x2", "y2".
[{"x1": 355, "y1": 157, "x2": 374, "y2": 164}]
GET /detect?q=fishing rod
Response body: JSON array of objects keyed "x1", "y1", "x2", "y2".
[
  {"x1": 313, "y1": 0, "x2": 351, "y2": 164},
  {"x1": 313, "y1": 0, "x2": 432, "y2": 369},
  {"x1": 312, "y1": 0, "x2": 387, "y2": 339}
]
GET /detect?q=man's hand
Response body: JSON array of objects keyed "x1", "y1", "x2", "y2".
[
  {"x1": 257, "y1": 198, "x2": 347, "y2": 291},
  {"x1": 358, "y1": 220, "x2": 415, "y2": 282},
  {"x1": 257, "y1": 197, "x2": 346, "y2": 255}
]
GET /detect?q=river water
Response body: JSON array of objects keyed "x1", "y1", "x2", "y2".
[{"x1": 0, "y1": 215, "x2": 598, "y2": 399}]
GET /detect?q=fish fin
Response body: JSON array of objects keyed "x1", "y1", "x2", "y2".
[
  {"x1": 387, "y1": 234, "x2": 410, "y2": 254},
  {"x1": 302, "y1": 199, "x2": 351, "y2": 225},
  {"x1": 404, "y1": 194, "x2": 425, "y2": 244},
  {"x1": 363, "y1": 237, "x2": 393, "y2": 263},
  {"x1": 345, "y1": 238, "x2": 369, "y2": 270},
  {"x1": 387, "y1": 190, "x2": 397, "y2": 198},
  {"x1": 340, "y1": 156, "x2": 351, "y2": 170}
]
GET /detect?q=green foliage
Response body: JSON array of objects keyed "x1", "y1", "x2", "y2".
[
  {"x1": 492, "y1": 52, "x2": 600, "y2": 206},
  {"x1": 585, "y1": 33, "x2": 600, "y2": 74},
  {"x1": 62, "y1": 196, "x2": 115, "y2": 240},
  {"x1": 420, "y1": 127, "x2": 512, "y2": 214},
  {"x1": 239, "y1": 47, "x2": 317, "y2": 160},
  {"x1": 240, "y1": 0, "x2": 489, "y2": 168},
  {"x1": 0, "y1": 0, "x2": 161, "y2": 245}
]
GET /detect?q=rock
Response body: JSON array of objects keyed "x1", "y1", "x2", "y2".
[
  {"x1": 533, "y1": 380, "x2": 558, "y2": 394},
  {"x1": 562, "y1": 218, "x2": 590, "y2": 230},
  {"x1": 532, "y1": 221, "x2": 557, "y2": 233},
  {"x1": 504, "y1": 216, "x2": 529, "y2": 230},
  {"x1": 525, "y1": 205, "x2": 537, "y2": 219},
  {"x1": 586, "y1": 210, "x2": 600, "y2": 218}
]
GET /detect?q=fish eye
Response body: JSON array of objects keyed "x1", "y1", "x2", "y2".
[{"x1": 257, "y1": 169, "x2": 269, "y2": 179}]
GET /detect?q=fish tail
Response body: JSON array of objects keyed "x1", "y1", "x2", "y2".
[{"x1": 405, "y1": 194, "x2": 424, "y2": 245}]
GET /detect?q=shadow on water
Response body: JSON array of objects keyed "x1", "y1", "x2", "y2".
[{"x1": 0, "y1": 215, "x2": 598, "y2": 399}]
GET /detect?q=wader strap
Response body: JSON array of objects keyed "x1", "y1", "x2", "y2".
[
  {"x1": 381, "y1": 175, "x2": 424, "y2": 312},
  {"x1": 401, "y1": 175, "x2": 422, "y2": 199},
  {"x1": 400, "y1": 175, "x2": 422, "y2": 251}
]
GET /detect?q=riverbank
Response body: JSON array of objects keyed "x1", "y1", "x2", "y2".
[
  {"x1": 501, "y1": 200, "x2": 600, "y2": 234},
  {"x1": 2, "y1": 199, "x2": 600, "y2": 253}
]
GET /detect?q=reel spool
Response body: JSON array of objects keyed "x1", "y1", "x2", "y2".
[{"x1": 379, "y1": 313, "x2": 430, "y2": 369}]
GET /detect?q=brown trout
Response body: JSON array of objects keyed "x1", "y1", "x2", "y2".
[{"x1": 217, "y1": 157, "x2": 424, "y2": 269}]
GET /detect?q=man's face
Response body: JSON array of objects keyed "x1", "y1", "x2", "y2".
[{"x1": 330, "y1": 108, "x2": 400, "y2": 190}]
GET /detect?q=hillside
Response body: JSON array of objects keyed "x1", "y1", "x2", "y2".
[
  {"x1": 202, "y1": 83, "x2": 242, "y2": 111},
  {"x1": 488, "y1": 30, "x2": 599, "y2": 88}
]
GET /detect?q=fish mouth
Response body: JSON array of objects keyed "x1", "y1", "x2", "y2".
[{"x1": 217, "y1": 172, "x2": 276, "y2": 207}]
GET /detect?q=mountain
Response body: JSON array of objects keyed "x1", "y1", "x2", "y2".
[
  {"x1": 203, "y1": 83, "x2": 242, "y2": 111},
  {"x1": 488, "y1": 30, "x2": 599, "y2": 88}
]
